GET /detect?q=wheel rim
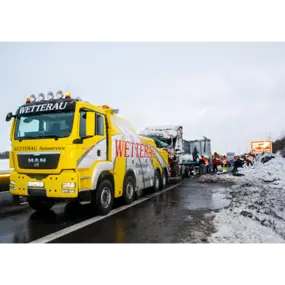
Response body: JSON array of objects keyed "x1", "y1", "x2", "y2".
[
  {"x1": 155, "y1": 175, "x2": 160, "y2": 189},
  {"x1": 126, "y1": 182, "x2": 134, "y2": 199},
  {"x1": 162, "y1": 173, "x2": 166, "y2": 186},
  {"x1": 101, "y1": 187, "x2": 111, "y2": 208}
]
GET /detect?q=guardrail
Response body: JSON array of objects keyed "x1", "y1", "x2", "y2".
[
  {"x1": 0, "y1": 170, "x2": 11, "y2": 192},
  {"x1": 0, "y1": 171, "x2": 17, "y2": 210}
]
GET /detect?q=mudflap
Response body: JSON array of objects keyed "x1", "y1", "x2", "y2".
[
  {"x1": 78, "y1": 190, "x2": 92, "y2": 203},
  {"x1": 12, "y1": 195, "x2": 27, "y2": 205}
]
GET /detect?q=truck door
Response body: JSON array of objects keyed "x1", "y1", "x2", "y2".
[
  {"x1": 77, "y1": 110, "x2": 107, "y2": 169},
  {"x1": 95, "y1": 113, "x2": 107, "y2": 161}
]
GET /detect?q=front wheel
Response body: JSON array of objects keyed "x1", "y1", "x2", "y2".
[
  {"x1": 93, "y1": 179, "x2": 114, "y2": 215},
  {"x1": 28, "y1": 198, "x2": 54, "y2": 212}
]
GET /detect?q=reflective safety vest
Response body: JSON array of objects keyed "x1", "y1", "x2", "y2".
[{"x1": 222, "y1": 158, "x2": 227, "y2": 165}]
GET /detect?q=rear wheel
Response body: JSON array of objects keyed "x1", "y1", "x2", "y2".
[
  {"x1": 123, "y1": 176, "x2": 136, "y2": 204},
  {"x1": 28, "y1": 197, "x2": 54, "y2": 212},
  {"x1": 161, "y1": 169, "x2": 168, "y2": 189},
  {"x1": 153, "y1": 170, "x2": 161, "y2": 192},
  {"x1": 93, "y1": 179, "x2": 114, "y2": 215},
  {"x1": 185, "y1": 167, "x2": 191, "y2": 178}
]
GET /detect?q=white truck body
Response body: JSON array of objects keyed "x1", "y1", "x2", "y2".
[{"x1": 139, "y1": 125, "x2": 183, "y2": 154}]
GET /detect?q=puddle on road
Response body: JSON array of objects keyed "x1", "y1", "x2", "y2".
[{"x1": 183, "y1": 184, "x2": 230, "y2": 211}]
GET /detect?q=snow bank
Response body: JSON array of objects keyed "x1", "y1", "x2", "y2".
[
  {"x1": 202, "y1": 153, "x2": 285, "y2": 243},
  {"x1": 198, "y1": 173, "x2": 239, "y2": 184},
  {"x1": 238, "y1": 153, "x2": 285, "y2": 188},
  {"x1": 199, "y1": 152, "x2": 285, "y2": 187},
  {"x1": 0, "y1": 159, "x2": 11, "y2": 172},
  {"x1": 208, "y1": 209, "x2": 284, "y2": 243}
]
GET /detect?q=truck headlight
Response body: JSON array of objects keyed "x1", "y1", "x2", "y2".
[
  {"x1": 10, "y1": 180, "x2": 16, "y2": 190},
  {"x1": 62, "y1": 182, "x2": 76, "y2": 189}
]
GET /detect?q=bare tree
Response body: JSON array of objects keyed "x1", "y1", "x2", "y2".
[{"x1": 273, "y1": 135, "x2": 285, "y2": 157}]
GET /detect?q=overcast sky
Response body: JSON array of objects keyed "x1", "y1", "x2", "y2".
[{"x1": 0, "y1": 42, "x2": 284, "y2": 154}]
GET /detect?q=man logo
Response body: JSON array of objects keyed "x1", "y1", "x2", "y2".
[{"x1": 28, "y1": 157, "x2": 47, "y2": 167}]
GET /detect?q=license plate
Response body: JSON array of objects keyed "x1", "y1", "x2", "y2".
[{"x1": 28, "y1": 181, "x2": 44, "y2": 188}]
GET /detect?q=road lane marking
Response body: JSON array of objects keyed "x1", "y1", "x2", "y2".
[{"x1": 30, "y1": 182, "x2": 183, "y2": 244}]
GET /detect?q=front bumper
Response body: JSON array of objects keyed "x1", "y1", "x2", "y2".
[{"x1": 9, "y1": 170, "x2": 79, "y2": 198}]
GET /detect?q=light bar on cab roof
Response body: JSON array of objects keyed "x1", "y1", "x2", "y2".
[
  {"x1": 26, "y1": 90, "x2": 78, "y2": 104},
  {"x1": 47, "y1": 92, "x2": 54, "y2": 100},
  {"x1": 30, "y1": 94, "x2": 36, "y2": 102},
  {"x1": 56, "y1": 90, "x2": 64, "y2": 99},
  {"x1": 38, "y1": 93, "x2": 45, "y2": 101}
]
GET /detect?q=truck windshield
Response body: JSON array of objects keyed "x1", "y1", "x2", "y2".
[
  {"x1": 14, "y1": 112, "x2": 74, "y2": 140},
  {"x1": 140, "y1": 135, "x2": 170, "y2": 148}
]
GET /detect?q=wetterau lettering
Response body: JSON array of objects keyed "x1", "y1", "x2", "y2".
[
  {"x1": 14, "y1": 146, "x2": 37, "y2": 151},
  {"x1": 115, "y1": 140, "x2": 156, "y2": 159},
  {"x1": 18, "y1": 102, "x2": 68, "y2": 115}
]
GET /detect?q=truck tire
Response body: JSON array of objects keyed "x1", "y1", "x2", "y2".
[
  {"x1": 161, "y1": 169, "x2": 168, "y2": 189},
  {"x1": 123, "y1": 175, "x2": 136, "y2": 205},
  {"x1": 185, "y1": 168, "x2": 191, "y2": 178},
  {"x1": 153, "y1": 170, "x2": 161, "y2": 192},
  {"x1": 94, "y1": 179, "x2": 114, "y2": 215},
  {"x1": 28, "y1": 198, "x2": 54, "y2": 212}
]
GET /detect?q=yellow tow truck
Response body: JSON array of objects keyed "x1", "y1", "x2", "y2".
[{"x1": 6, "y1": 91, "x2": 169, "y2": 214}]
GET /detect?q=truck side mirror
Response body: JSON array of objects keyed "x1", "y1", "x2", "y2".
[
  {"x1": 86, "y1": 112, "x2": 95, "y2": 137},
  {"x1": 6, "y1": 112, "x2": 14, "y2": 122}
]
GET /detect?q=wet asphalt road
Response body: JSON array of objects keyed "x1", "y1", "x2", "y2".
[{"x1": 0, "y1": 179, "x2": 230, "y2": 243}]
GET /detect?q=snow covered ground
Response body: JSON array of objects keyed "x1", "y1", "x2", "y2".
[
  {"x1": 198, "y1": 153, "x2": 285, "y2": 243},
  {"x1": 0, "y1": 159, "x2": 11, "y2": 172}
]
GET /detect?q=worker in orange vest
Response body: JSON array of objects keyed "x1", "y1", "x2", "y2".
[
  {"x1": 222, "y1": 155, "x2": 227, "y2": 172},
  {"x1": 204, "y1": 156, "x2": 209, "y2": 173},
  {"x1": 213, "y1": 156, "x2": 219, "y2": 173}
]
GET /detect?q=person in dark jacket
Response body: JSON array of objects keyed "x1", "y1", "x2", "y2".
[
  {"x1": 232, "y1": 156, "x2": 244, "y2": 173},
  {"x1": 199, "y1": 156, "x2": 206, "y2": 175},
  {"x1": 169, "y1": 148, "x2": 179, "y2": 177}
]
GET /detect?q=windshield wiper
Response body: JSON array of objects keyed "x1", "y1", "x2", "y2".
[
  {"x1": 18, "y1": 136, "x2": 38, "y2": 141},
  {"x1": 39, "y1": 135, "x2": 60, "y2": 140},
  {"x1": 18, "y1": 135, "x2": 60, "y2": 141}
]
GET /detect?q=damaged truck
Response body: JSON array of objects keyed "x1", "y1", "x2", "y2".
[{"x1": 139, "y1": 126, "x2": 212, "y2": 177}]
